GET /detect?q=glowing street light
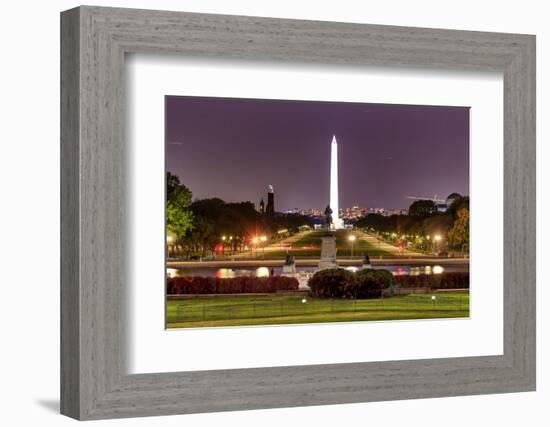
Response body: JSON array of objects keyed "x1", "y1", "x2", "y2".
[
  {"x1": 433, "y1": 234, "x2": 442, "y2": 255},
  {"x1": 348, "y1": 234, "x2": 357, "y2": 258},
  {"x1": 221, "y1": 235, "x2": 226, "y2": 241},
  {"x1": 166, "y1": 235, "x2": 174, "y2": 258},
  {"x1": 259, "y1": 235, "x2": 267, "y2": 258},
  {"x1": 251, "y1": 236, "x2": 260, "y2": 258}
]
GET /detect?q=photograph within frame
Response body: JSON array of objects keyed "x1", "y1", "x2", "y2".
[{"x1": 164, "y1": 96, "x2": 470, "y2": 329}]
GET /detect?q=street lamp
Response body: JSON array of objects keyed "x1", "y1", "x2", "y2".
[
  {"x1": 166, "y1": 235, "x2": 174, "y2": 258},
  {"x1": 434, "y1": 234, "x2": 442, "y2": 255},
  {"x1": 348, "y1": 235, "x2": 356, "y2": 258},
  {"x1": 260, "y1": 235, "x2": 267, "y2": 258},
  {"x1": 252, "y1": 236, "x2": 259, "y2": 258}
]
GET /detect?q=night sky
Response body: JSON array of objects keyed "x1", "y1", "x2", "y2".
[{"x1": 166, "y1": 96, "x2": 469, "y2": 211}]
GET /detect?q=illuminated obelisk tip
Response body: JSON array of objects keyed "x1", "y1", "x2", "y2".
[{"x1": 330, "y1": 135, "x2": 344, "y2": 229}]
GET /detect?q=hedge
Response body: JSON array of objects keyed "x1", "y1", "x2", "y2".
[
  {"x1": 394, "y1": 272, "x2": 469, "y2": 289},
  {"x1": 167, "y1": 275, "x2": 299, "y2": 295},
  {"x1": 308, "y1": 268, "x2": 354, "y2": 298},
  {"x1": 309, "y1": 269, "x2": 467, "y2": 299},
  {"x1": 345, "y1": 269, "x2": 397, "y2": 299}
]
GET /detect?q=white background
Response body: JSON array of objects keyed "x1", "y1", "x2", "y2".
[
  {"x1": 128, "y1": 57, "x2": 503, "y2": 373},
  {"x1": 0, "y1": 1, "x2": 547, "y2": 426}
]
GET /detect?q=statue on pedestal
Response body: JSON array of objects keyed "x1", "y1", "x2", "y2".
[
  {"x1": 282, "y1": 253, "x2": 296, "y2": 274},
  {"x1": 362, "y1": 252, "x2": 372, "y2": 269},
  {"x1": 324, "y1": 205, "x2": 333, "y2": 229}
]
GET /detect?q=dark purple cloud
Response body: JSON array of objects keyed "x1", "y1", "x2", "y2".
[{"x1": 166, "y1": 96, "x2": 469, "y2": 211}]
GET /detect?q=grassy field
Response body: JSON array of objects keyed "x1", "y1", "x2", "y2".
[
  {"x1": 166, "y1": 292, "x2": 469, "y2": 328},
  {"x1": 267, "y1": 230, "x2": 392, "y2": 257}
]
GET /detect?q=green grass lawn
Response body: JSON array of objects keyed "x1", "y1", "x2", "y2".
[
  {"x1": 267, "y1": 230, "x2": 391, "y2": 257},
  {"x1": 166, "y1": 292, "x2": 469, "y2": 328}
]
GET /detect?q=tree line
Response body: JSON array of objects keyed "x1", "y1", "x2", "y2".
[
  {"x1": 166, "y1": 172, "x2": 312, "y2": 258},
  {"x1": 355, "y1": 196, "x2": 470, "y2": 252}
]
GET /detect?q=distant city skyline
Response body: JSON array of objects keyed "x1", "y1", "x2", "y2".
[{"x1": 166, "y1": 96, "x2": 469, "y2": 211}]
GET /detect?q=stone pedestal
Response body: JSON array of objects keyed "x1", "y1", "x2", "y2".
[
  {"x1": 318, "y1": 234, "x2": 338, "y2": 269},
  {"x1": 361, "y1": 253, "x2": 372, "y2": 269},
  {"x1": 282, "y1": 263, "x2": 296, "y2": 274}
]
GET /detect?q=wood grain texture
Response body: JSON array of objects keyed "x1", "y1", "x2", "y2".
[
  {"x1": 60, "y1": 7, "x2": 80, "y2": 419},
  {"x1": 60, "y1": 6, "x2": 536, "y2": 420}
]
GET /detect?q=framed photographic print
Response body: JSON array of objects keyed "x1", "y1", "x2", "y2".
[
  {"x1": 61, "y1": 6, "x2": 536, "y2": 420},
  {"x1": 164, "y1": 96, "x2": 471, "y2": 330}
]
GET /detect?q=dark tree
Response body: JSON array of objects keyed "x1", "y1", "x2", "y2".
[
  {"x1": 166, "y1": 172, "x2": 193, "y2": 242},
  {"x1": 408, "y1": 199, "x2": 436, "y2": 216}
]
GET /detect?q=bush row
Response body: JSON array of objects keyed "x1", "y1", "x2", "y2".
[
  {"x1": 167, "y1": 275, "x2": 299, "y2": 295},
  {"x1": 394, "y1": 272, "x2": 469, "y2": 289},
  {"x1": 308, "y1": 268, "x2": 397, "y2": 299}
]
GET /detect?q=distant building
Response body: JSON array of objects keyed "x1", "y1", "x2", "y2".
[
  {"x1": 435, "y1": 203, "x2": 448, "y2": 213},
  {"x1": 368, "y1": 207, "x2": 406, "y2": 217},
  {"x1": 340, "y1": 205, "x2": 367, "y2": 220},
  {"x1": 435, "y1": 193, "x2": 463, "y2": 213},
  {"x1": 369, "y1": 207, "x2": 386, "y2": 215},
  {"x1": 259, "y1": 198, "x2": 265, "y2": 214},
  {"x1": 299, "y1": 208, "x2": 324, "y2": 217},
  {"x1": 266, "y1": 185, "x2": 275, "y2": 215}
]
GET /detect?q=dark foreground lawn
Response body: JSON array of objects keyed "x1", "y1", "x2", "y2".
[{"x1": 166, "y1": 292, "x2": 469, "y2": 328}]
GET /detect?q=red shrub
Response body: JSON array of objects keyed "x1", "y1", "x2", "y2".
[
  {"x1": 167, "y1": 275, "x2": 299, "y2": 295},
  {"x1": 394, "y1": 272, "x2": 469, "y2": 289}
]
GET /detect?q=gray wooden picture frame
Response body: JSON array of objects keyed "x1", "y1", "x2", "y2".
[{"x1": 60, "y1": 5, "x2": 536, "y2": 420}]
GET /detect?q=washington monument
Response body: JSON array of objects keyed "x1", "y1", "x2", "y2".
[{"x1": 330, "y1": 135, "x2": 344, "y2": 229}]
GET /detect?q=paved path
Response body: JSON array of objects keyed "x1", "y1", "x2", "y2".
[
  {"x1": 356, "y1": 230, "x2": 421, "y2": 257},
  {"x1": 211, "y1": 229, "x2": 428, "y2": 260},
  {"x1": 230, "y1": 230, "x2": 311, "y2": 258}
]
